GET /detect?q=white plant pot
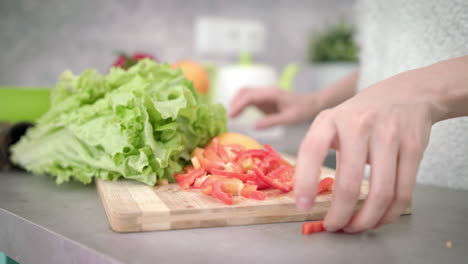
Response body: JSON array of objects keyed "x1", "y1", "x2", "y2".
[
  {"x1": 313, "y1": 62, "x2": 358, "y2": 90},
  {"x1": 294, "y1": 62, "x2": 358, "y2": 93}
]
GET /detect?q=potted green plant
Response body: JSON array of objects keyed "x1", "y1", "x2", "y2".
[{"x1": 307, "y1": 20, "x2": 359, "y2": 90}]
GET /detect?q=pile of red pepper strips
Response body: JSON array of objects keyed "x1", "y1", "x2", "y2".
[{"x1": 174, "y1": 137, "x2": 335, "y2": 234}]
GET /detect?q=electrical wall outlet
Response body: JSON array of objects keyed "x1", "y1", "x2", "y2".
[{"x1": 195, "y1": 16, "x2": 265, "y2": 55}]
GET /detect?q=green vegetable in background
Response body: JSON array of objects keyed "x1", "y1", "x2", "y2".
[
  {"x1": 308, "y1": 20, "x2": 359, "y2": 63},
  {"x1": 10, "y1": 60, "x2": 227, "y2": 185}
]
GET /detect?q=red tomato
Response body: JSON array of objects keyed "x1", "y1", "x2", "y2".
[
  {"x1": 112, "y1": 52, "x2": 157, "y2": 70},
  {"x1": 302, "y1": 221, "x2": 325, "y2": 235},
  {"x1": 112, "y1": 56, "x2": 127, "y2": 68},
  {"x1": 131, "y1": 52, "x2": 156, "y2": 61},
  {"x1": 212, "y1": 180, "x2": 234, "y2": 205}
]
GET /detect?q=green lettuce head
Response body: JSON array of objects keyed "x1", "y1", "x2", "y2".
[{"x1": 11, "y1": 59, "x2": 227, "y2": 185}]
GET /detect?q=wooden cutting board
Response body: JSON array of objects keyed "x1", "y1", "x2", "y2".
[{"x1": 96, "y1": 155, "x2": 411, "y2": 232}]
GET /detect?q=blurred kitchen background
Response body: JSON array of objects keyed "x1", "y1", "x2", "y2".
[{"x1": 0, "y1": 0, "x2": 358, "y2": 156}]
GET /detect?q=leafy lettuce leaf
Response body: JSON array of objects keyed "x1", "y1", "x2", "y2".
[{"x1": 11, "y1": 60, "x2": 226, "y2": 185}]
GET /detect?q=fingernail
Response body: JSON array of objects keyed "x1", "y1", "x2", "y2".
[{"x1": 296, "y1": 197, "x2": 312, "y2": 211}]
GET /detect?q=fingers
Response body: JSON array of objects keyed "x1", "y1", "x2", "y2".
[
  {"x1": 229, "y1": 87, "x2": 280, "y2": 118},
  {"x1": 378, "y1": 139, "x2": 422, "y2": 225},
  {"x1": 343, "y1": 127, "x2": 399, "y2": 233},
  {"x1": 294, "y1": 112, "x2": 337, "y2": 211},
  {"x1": 323, "y1": 125, "x2": 368, "y2": 232}
]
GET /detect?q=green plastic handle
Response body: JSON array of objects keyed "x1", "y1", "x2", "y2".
[
  {"x1": 0, "y1": 87, "x2": 51, "y2": 122},
  {"x1": 278, "y1": 63, "x2": 299, "y2": 91},
  {"x1": 239, "y1": 52, "x2": 253, "y2": 66}
]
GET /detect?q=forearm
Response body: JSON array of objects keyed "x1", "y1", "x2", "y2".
[
  {"x1": 313, "y1": 71, "x2": 359, "y2": 111},
  {"x1": 422, "y1": 55, "x2": 468, "y2": 122}
]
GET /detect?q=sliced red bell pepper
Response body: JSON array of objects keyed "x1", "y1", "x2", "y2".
[
  {"x1": 266, "y1": 164, "x2": 289, "y2": 179},
  {"x1": 211, "y1": 169, "x2": 253, "y2": 182},
  {"x1": 212, "y1": 180, "x2": 234, "y2": 205},
  {"x1": 207, "y1": 137, "x2": 230, "y2": 162},
  {"x1": 193, "y1": 174, "x2": 210, "y2": 189},
  {"x1": 256, "y1": 166, "x2": 293, "y2": 192},
  {"x1": 180, "y1": 137, "x2": 299, "y2": 204},
  {"x1": 234, "y1": 149, "x2": 268, "y2": 162},
  {"x1": 196, "y1": 152, "x2": 224, "y2": 172},
  {"x1": 277, "y1": 166, "x2": 295, "y2": 182},
  {"x1": 246, "y1": 191, "x2": 267, "y2": 200},
  {"x1": 241, "y1": 184, "x2": 266, "y2": 200},
  {"x1": 202, "y1": 185, "x2": 212, "y2": 195},
  {"x1": 317, "y1": 177, "x2": 335, "y2": 194},
  {"x1": 224, "y1": 162, "x2": 244, "y2": 173},
  {"x1": 302, "y1": 220, "x2": 325, "y2": 235},
  {"x1": 250, "y1": 169, "x2": 271, "y2": 190},
  {"x1": 264, "y1": 144, "x2": 282, "y2": 161},
  {"x1": 253, "y1": 157, "x2": 262, "y2": 167},
  {"x1": 220, "y1": 178, "x2": 244, "y2": 195},
  {"x1": 263, "y1": 144, "x2": 276, "y2": 153},
  {"x1": 217, "y1": 144, "x2": 232, "y2": 162},
  {"x1": 200, "y1": 175, "x2": 221, "y2": 189},
  {"x1": 258, "y1": 155, "x2": 276, "y2": 173},
  {"x1": 224, "y1": 144, "x2": 245, "y2": 154},
  {"x1": 204, "y1": 147, "x2": 224, "y2": 163},
  {"x1": 175, "y1": 168, "x2": 206, "y2": 189},
  {"x1": 264, "y1": 144, "x2": 292, "y2": 166},
  {"x1": 239, "y1": 157, "x2": 254, "y2": 170},
  {"x1": 221, "y1": 144, "x2": 245, "y2": 161}
]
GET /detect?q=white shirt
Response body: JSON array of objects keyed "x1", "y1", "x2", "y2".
[{"x1": 355, "y1": 0, "x2": 468, "y2": 189}]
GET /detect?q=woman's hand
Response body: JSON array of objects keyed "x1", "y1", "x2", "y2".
[
  {"x1": 229, "y1": 71, "x2": 360, "y2": 129},
  {"x1": 229, "y1": 87, "x2": 321, "y2": 129},
  {"x1": 294, "y1": 68, "x2": 441, "y2": 233},
  {"x1": 296, "y1": 55, "x2": 468, "y2": 233}
]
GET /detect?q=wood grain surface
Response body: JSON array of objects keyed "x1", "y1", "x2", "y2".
[{"x1": 97, "y1": 155, "x2": 411, "y2": 232}]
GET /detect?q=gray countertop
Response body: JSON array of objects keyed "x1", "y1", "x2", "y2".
[
  {"x1": 1, "y1": 126, "x2": 468, "y2": 264},
  {"x1": 1, "y1": 171, "x2": 468, "y2": 264}
]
